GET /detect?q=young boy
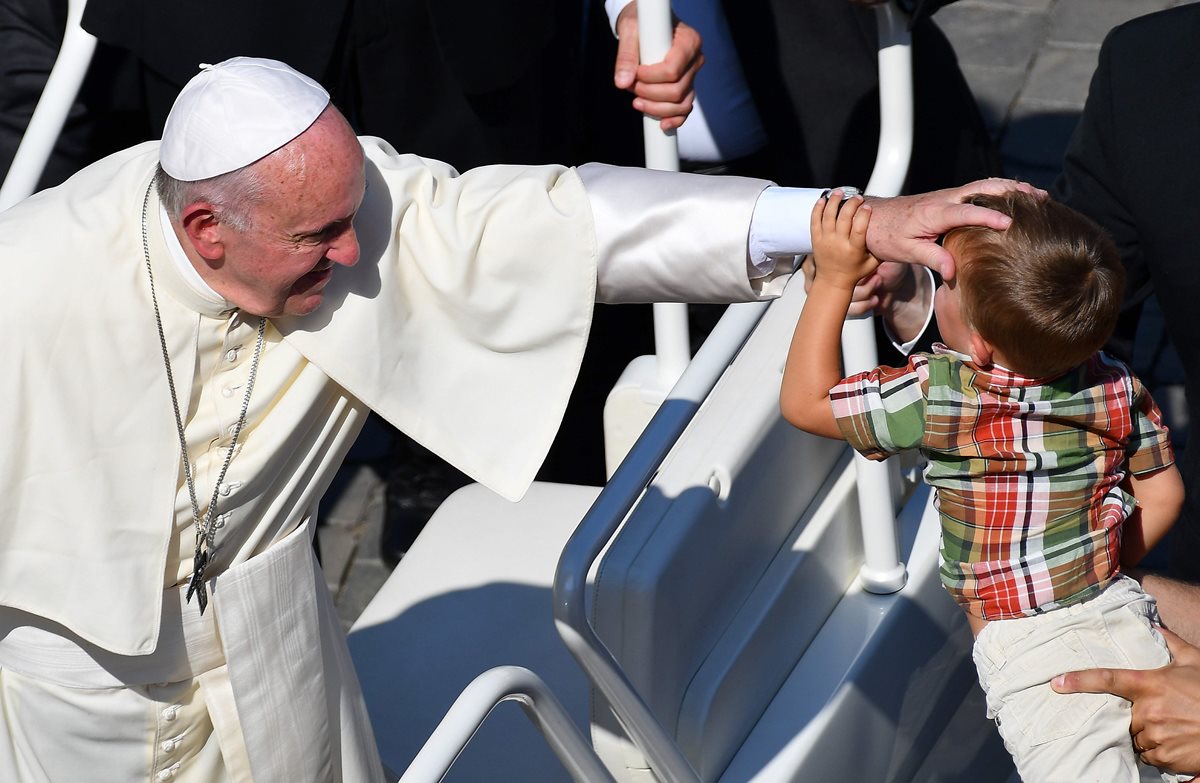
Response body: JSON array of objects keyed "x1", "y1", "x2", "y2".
[{"x1": 780, "y1": 190, "x2": 1189, "y2": 782}]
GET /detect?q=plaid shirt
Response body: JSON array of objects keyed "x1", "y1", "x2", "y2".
[{"x1": 831, "y1": 346, "x2": 1174, "y2": 620}]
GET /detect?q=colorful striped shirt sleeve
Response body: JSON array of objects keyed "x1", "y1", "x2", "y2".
[
  {"x1": 830, "y1": 355, "x2": 931, "y2": 461},
  {"x1": 1125, "y1": 372, "x2": 1174, "y2": 476}
]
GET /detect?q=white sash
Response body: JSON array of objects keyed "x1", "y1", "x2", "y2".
[{"x1": 212, "y1": 519, "x2": 385, "y2": 782}]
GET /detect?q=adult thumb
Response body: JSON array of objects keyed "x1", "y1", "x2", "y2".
[
  {"x1": 1051, "y1": 667, "x2": 1138, "y2": 701},
  {"x1": 614, "y1": 21, "x2": 640, "y2": 89}
]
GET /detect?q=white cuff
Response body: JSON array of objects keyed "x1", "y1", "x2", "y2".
[
  {"x1": 606, "y1": 0, "x2": 636, "y2": 34},
  {"x1": 747, "y1": 186, "x2": 822, "y2": 279},
  {"x1": 881, "y1": 267, "x2": 937, "y2": 356}
]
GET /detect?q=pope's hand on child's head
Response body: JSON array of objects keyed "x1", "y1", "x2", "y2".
[
  {"x1": 863, "y1": 177, "x2": 1046, "y2": 280},
  {"x1": 808, "y1": 190, "x2": 878, "y2": 292}
]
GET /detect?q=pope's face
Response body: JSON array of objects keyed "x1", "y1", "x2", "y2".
[{"x1": 214, "y1": 111, "x2": 366, "y2": 318}]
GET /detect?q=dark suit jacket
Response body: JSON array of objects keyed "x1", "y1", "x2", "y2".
[
  {"x1": 82, "y1": 0, "x2": 353, "y2": 133},
  {"x1": 1054, "y1": 4, "x2": 1200, "y2": 580},
  {"x1": 344, "y1": 0, "x2": 649, "y2": 172},
  {"x1": 1, "y1": 0, "x2": 149, "y2": 186},
  {"x1": 80, "y1": 0, "x2": 620, "y2": 170},
  {"x1": 721, "y1": 0, "x2": 999, "y2": 191}
]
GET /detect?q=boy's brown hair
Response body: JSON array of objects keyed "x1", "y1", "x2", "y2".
[{"x1": 945, "y1": 191, "x2": 1124, "y2": 378}]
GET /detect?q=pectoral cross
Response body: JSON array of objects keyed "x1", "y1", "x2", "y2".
[{"x1": 186, "y1": 548, "x2": 210, "y2": 614}]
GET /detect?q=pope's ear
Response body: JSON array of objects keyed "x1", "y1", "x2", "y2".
[{"x1": 179, "y1": 202, "x2": 227, "y2": 261}]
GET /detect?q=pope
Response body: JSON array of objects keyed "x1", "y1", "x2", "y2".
[{"x1": 0, "y1": 56, "x2": 1030, "y2": 781}]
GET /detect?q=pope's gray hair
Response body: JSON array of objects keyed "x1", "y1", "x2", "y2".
[{"x1": 154, "y1": 163, "x2": 266, "y2": 232}]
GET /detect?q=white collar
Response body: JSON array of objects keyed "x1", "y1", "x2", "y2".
[{"x1": 157, "y1": 203, "x2": 234, "y2": 317}]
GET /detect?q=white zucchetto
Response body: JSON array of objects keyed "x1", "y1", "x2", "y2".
[{"x1": 159, "y1": 57, "x2": 330, "y2": 182}]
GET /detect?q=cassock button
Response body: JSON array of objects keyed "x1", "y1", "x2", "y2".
[
  {"x1": 221, "y1": 386, "x2": 235, "y2": 398},
  {"x1": 224, "y1": 347, "x2": 240, "y2": 363},
  {"x1": 161, "y1": 705, "x2": 179, "y2": 722}
]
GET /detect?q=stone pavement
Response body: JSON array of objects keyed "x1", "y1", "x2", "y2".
[
  {"x1": 323, "y1": 0, "x2": 1196, "y2": 630},
  {"x1": 939, "y1": 0, "x2": 1192, "y2": 188},
  {"x1": 318, "y1": 413, "x2": 394, "y2": 630}
]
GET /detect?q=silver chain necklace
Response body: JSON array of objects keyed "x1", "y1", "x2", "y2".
[{"x1": 141, "y1": 184, "x2": 266, "y2": 614}]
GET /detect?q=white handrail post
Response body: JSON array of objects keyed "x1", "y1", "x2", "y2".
[
  {"x1": 846, "y1": 2, "x2": 914, "y2": 595},
  {"x1": 638, "y1": 0, "x2": 680, "y2": 173},
  {"x1": 603, "y1": 0, "x2": 691, "y2": 475},
  {"x1": 865, "y1": 4, "x2": 915, "y2": 199},
  {"x1": 640, "y1": 0, "x2": 691, "y2": 391},
  {"x1": 558, "y1": 303, "x2": 769, "y2": 783},
  {"x1": 0, "y1": 0, "x2": 97, "y2": 211}
]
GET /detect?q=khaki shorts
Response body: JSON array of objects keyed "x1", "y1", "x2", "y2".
[{"x1": 972, "y1": 576, "x2": 1191, "y2": 783}]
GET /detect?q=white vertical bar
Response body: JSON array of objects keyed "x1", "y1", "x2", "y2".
[
  {"x1": 638, "y1": 0, "x2": 690, "y2": 388},
  {"x1": 864, "y1": 4, "x2": 915, "y2": 199},
  {"x1": 653, "y1": 303, "x2": 691, "y2": 388},
  {"x1": 841, "y1": 319, "x2": 907, "y2": 593},
  {"x1": 637, "y1": 0, "x2": 680, "y2": 173},
  {"x1": 849, "y1": 3, "x2": 914, "y2": 595},
  {"x1": 0, "y1": 0, "x2": 97, "y2": 211}
]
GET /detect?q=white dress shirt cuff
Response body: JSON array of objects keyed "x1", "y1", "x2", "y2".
[{"x1": 747, "y1": 186, "x2": 822, "y2": 280}]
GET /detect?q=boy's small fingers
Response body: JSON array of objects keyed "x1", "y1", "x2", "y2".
[
  {"x1": 836, "y1": 195, "x2": 861, "y2": 230},
  {"x1": 850, "y1": 200, "x2": 871, "y2": 238},
  {"x1": 811, "y1": 198, "x2": 826, "y2": 237},
  {"x1": 823, "y1": 191, "x2": 842, "y2": 231}
]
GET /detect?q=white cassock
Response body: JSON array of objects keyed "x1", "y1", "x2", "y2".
[{"x1": 0, "y1": 137, "x2": 810, "y2": 781}]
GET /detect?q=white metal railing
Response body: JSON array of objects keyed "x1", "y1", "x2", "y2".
[
  {"x1": 0, "y1": 0, "x2": 96, "y2": 211},
  {"x1": 843, "y1": 3, "x2": 913, "y2": 594},
  {"x1": 615, "y1": 2, "x2": 912, "y2": 593},
  {"x1": 397, "y1": 303, "x2": 770, "y2": 783},
  {"x1": 553, "y1": 4, "x2": 915, "y2": 780},
  {"x1": 398, "y1": 666, "x2": 615, "y2": 783},
  {"x1": 555, "y1": 301, "x2": 770, "y2": 783},
  {"x1": 639, "y1": 0, "x2": 691, "y2": 389},
  {"x1": 416, "y1": 4, "x2": 916, "y2": 779},
  {"x1": 601, "y1": 0, "x2": 692, "y2": 477}
]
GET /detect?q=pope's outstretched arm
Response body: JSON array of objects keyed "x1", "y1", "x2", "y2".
[
  {"x1": 283, "y1": 142, "x2": 1035, "y2": 501},
  {"x1": 579, "y1": 163, "x2": 1037, "y2": 301}
]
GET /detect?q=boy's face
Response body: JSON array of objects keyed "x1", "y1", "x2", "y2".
[{"x1": 933, "y1": 234, "x2": 974, "y2": 356}]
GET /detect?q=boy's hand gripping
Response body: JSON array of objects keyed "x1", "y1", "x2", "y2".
[
  {"x1": 808, "y1": 190, "x2": 877, "y2": 292},
  {"x1": 779, "y1": 191, "x2": 876, "y2": 440}
]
